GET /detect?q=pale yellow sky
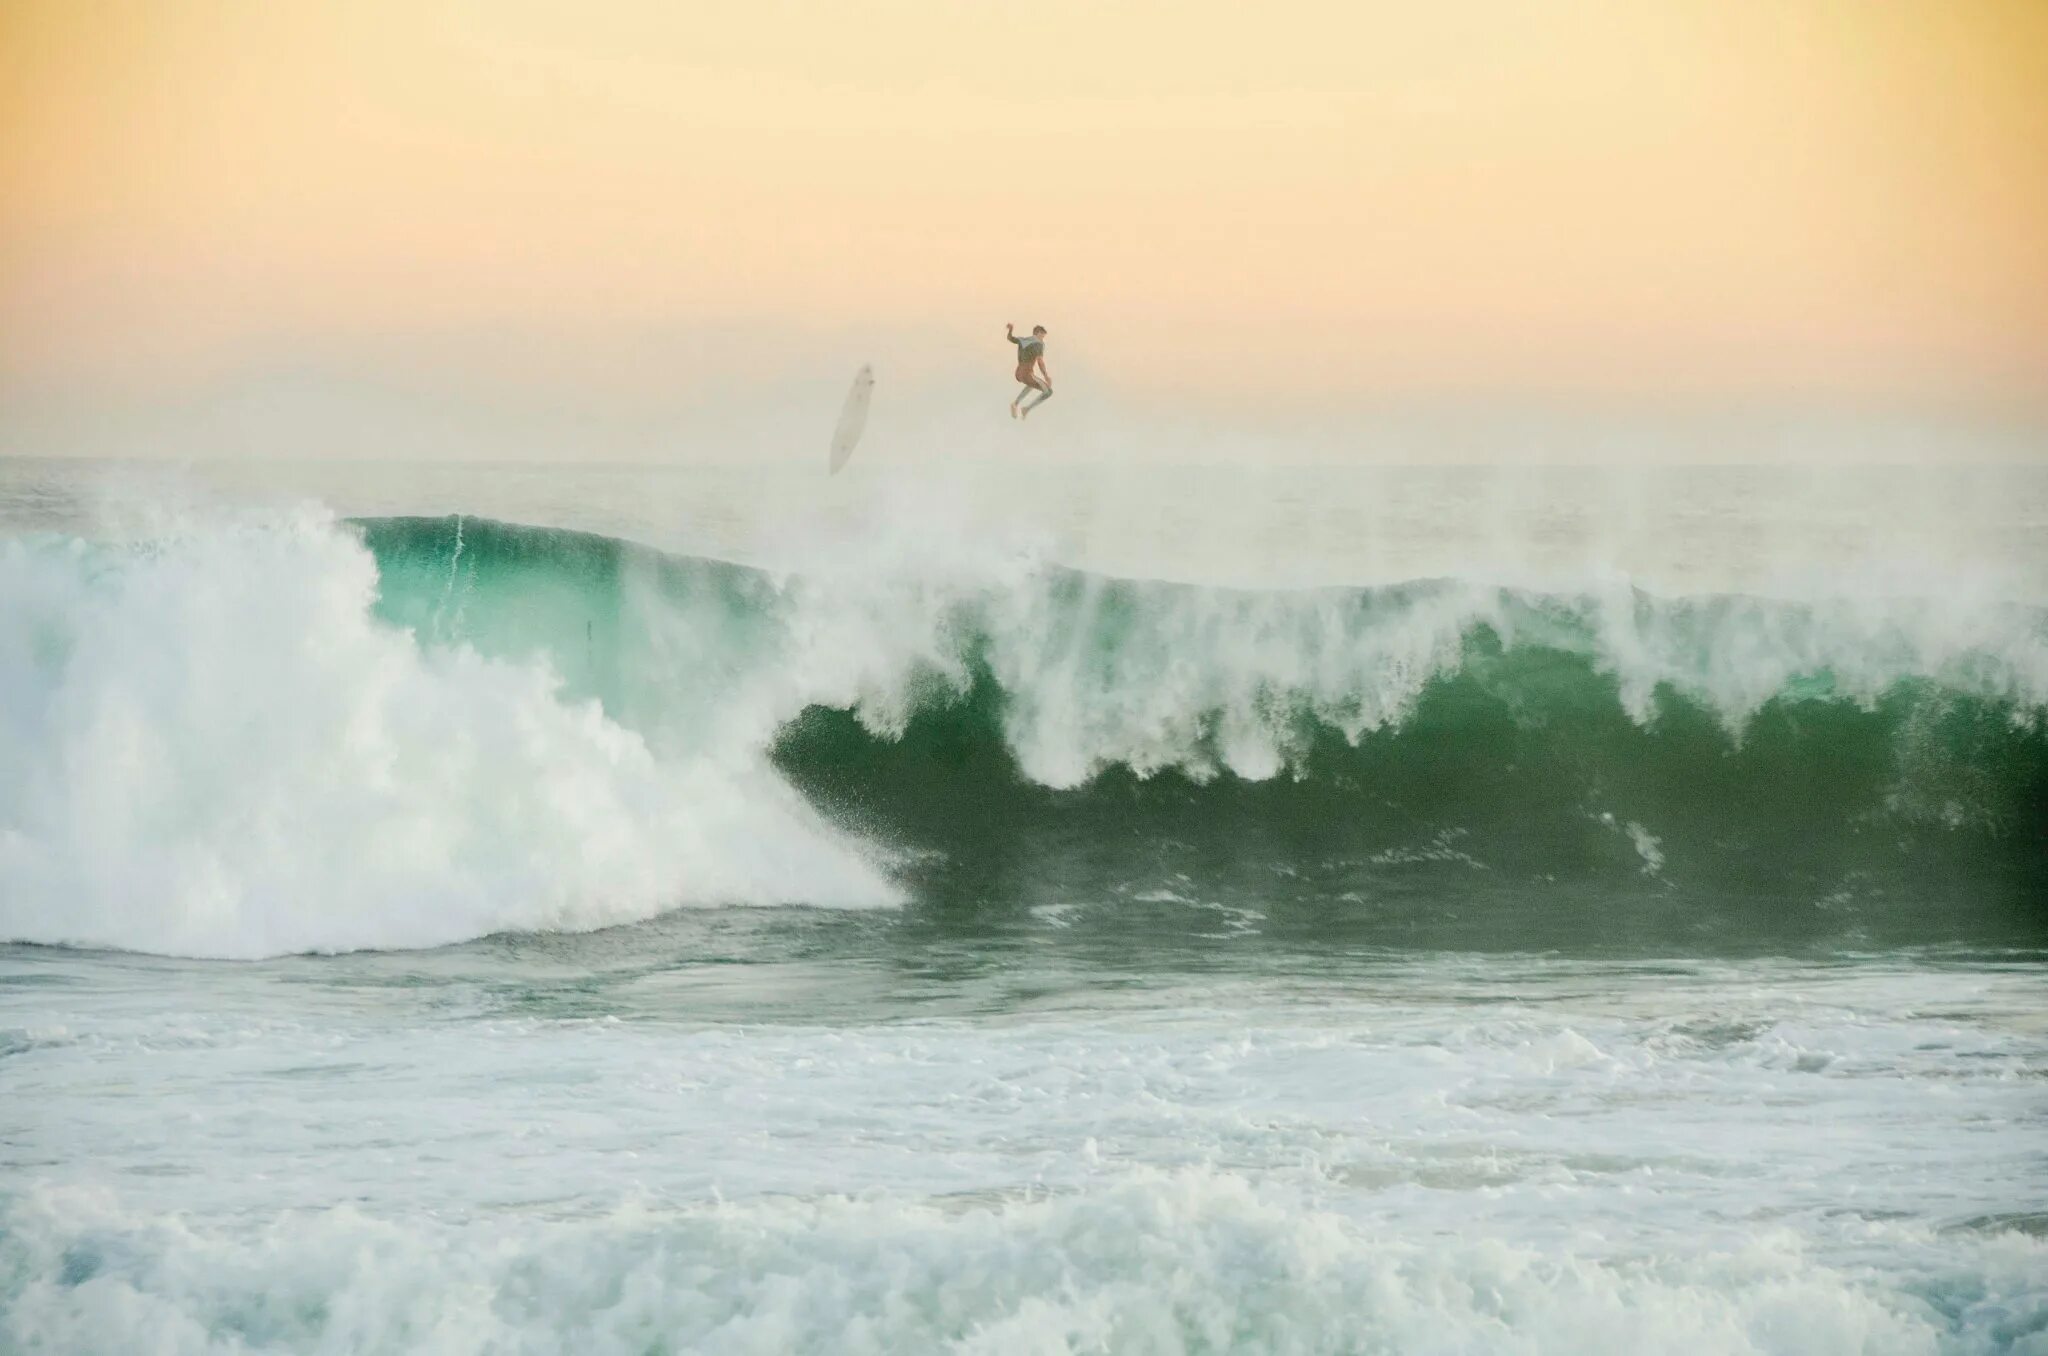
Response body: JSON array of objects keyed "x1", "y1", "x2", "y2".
[{"x1": 2, "y1": 0, "x2": 2045, "y2": 444}]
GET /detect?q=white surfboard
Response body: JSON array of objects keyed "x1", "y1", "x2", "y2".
[{"x1": 829, "y1": 364, "x2": 874, "y2": 474}]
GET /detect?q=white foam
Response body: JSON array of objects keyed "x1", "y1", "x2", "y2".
[
  {"x1": 729, "y1": 541, "x2": 2048, "y2": 788},
  {"x1": 3, "y1": 1172, "x2": 2034, "y2": 1355},
  {"x1": 0, "y1": 505, "x2": 896, "y2": 958},
  {"x1": 742, "y1": 465, "x2": 2042, "y2": 799}
]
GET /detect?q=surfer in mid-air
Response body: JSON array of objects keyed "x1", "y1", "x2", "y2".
[{"x1": 1007, "y1": 323, "x2": 1052, "y2": 419}]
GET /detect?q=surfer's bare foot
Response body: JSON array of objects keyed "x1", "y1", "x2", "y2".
[{"x1": 1009, "y1": 404, "x2": 1019, "y2": 418}]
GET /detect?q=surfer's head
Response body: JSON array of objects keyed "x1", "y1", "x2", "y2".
[{"x1": 1032, "y1": 326, "x2": 1047, "y2": 337}]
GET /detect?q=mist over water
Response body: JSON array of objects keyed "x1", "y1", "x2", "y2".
[{"x1": 3, "y1": 456, "x2": 2045, "y2": 1353}]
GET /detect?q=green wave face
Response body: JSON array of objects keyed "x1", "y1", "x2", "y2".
[{"x1": 360, "y1": 515, "x2": 2048, "y2": 953}]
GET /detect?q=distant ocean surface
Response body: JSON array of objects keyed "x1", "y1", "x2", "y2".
[{"x1": 3, "y1": 457, "x2": 2045, "y2": 1353}]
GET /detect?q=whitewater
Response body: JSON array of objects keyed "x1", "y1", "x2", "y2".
[{"x1": 3, "y1": 457, "x2": 2045, "y2": 1354}]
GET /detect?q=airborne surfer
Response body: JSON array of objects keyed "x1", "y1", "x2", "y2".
[{"x1": 1006, "y1": 324, "x2": 1052, "y2": 419}]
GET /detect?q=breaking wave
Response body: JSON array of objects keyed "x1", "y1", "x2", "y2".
[
  {"x1": 2, "y1": 508, "x2": 2044, "y2": 956},
  {"x1": 0, "y1": 509, "x2": 897, "y2": 958}
]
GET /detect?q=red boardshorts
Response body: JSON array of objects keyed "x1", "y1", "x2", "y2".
[{"x1": 1016, "y1": 365, "x2": 1048, "y2": 389}]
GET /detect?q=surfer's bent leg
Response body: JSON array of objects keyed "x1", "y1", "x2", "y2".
[{"x1": 1012, "y1": 365, "x2": 1042, "y2": 414}]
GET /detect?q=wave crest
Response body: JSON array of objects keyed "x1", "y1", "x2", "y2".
[{"x1": 364, "y1": 513, "x2": 2048, "y2": 790}]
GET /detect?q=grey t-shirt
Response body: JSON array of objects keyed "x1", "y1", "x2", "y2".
[{"x1": 1011, "y1": 334, "x2": 1045, "y2": 363}]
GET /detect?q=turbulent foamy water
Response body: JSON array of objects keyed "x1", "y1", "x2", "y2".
[{"x1": 3, "y1": 458, "x2": 2045, "y2": 1353}]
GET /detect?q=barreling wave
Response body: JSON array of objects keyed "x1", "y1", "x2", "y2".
[
  {"x1": 3, "y1": 508, "x2": 2044, "y2": 957},
  {"x1": 366, "y1": 514, "x2": 2047, "y2": 947}
]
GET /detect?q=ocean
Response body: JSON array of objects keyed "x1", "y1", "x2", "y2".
[{"x1": 2, "y1": 455, "x2": 2045, "y2": 1353}]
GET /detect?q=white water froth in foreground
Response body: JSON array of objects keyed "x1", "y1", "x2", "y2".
[
  {"x1": 9, "y1": 1173, "x2": 2040, "y2": 1356},
  {"x1": 0, "y1": 506, "x2": 895, "y2": 958},
  {"x1": 5, "y1": 958, "x2": 2045, "y2": 1355}
]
